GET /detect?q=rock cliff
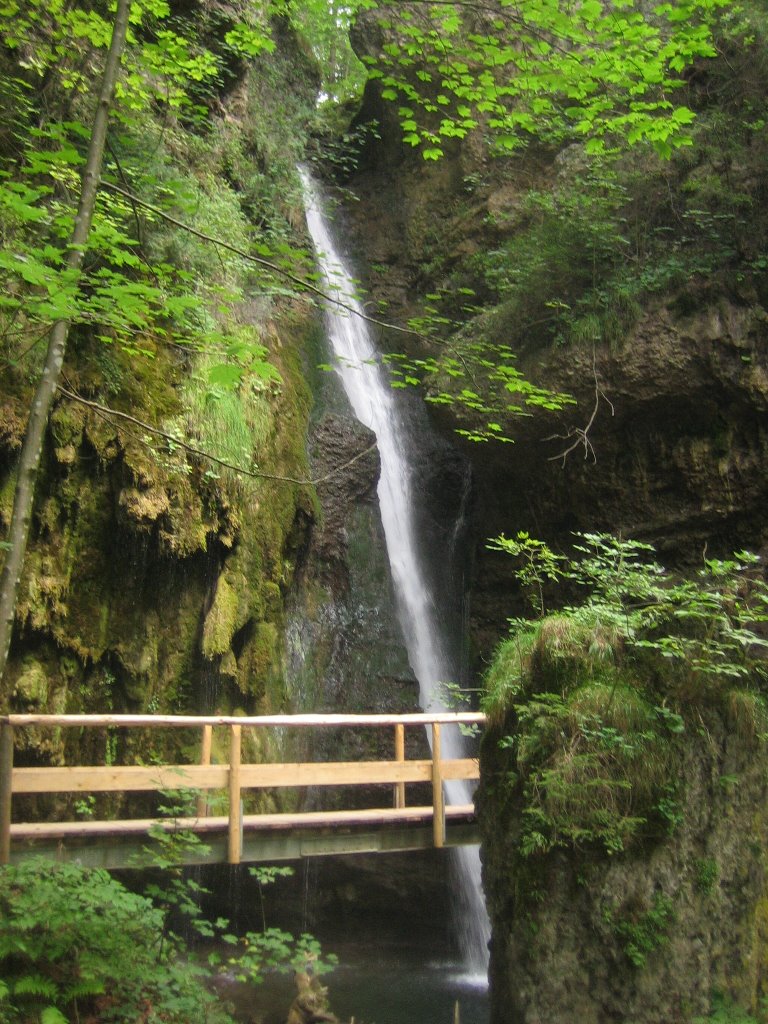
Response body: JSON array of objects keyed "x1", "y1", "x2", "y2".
[{"x1": 337, "y1": 6, "x2": 768, "y2": 1019}]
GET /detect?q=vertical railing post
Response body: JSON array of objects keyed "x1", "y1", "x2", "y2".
[
  {"x1": 393, "y1": 723, "x2": 405, "y2": 809},
  {"x1": 0, "y1": 722, "x2": 13, "y2": 865},
  {"x1": 431, "y1": 722, "x2": 445, "y2": 848},
  {"x1": 228, "y1": 724, "x2": 242, "y2": 865},
  {"x1": 196, "y1": 724, "x2": 212, "y2": 819}
]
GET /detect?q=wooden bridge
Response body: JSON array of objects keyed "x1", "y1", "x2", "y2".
[{"x1": 0, "y1": 712, "x2": 486, "y2": 869}]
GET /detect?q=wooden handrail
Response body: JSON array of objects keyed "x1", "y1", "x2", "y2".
[
  {"x1": 0, "y1": 712, "x2": 486, "y2": 728},
  {"x1": 10, "y1": 758, "x2": 479, "y2": 794},
  {"x1": 0, "y1": 712, "x2": 485, "y2": 866}
]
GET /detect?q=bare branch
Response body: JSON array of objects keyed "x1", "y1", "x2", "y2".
[
  {"x1": 57, "y1": 385, "x2": 377, "y2": 487},
  {"x1": 99, "y1": 181, "x2": 424, "y2": 340},
  {"x1": 545, "y1": 354, "x2": 614, "y2": 466}
]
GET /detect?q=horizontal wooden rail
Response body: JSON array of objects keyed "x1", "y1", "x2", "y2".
[
  {"x1": 1, "y1": 712, "x2": 486, "y2": 728},
  {"x1": 0, "y1": 712, "x2": 486, "y2": 866},
  {"x1": 11, "y1": 805, "x2": 477, "y2": 841},
  {"x1": 11, "y1": 758, "x2": 479, "y2": 794}
]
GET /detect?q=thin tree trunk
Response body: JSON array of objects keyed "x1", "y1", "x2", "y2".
[{"x1": 0, "y1": 0, "x2": 132, "y2": 684}]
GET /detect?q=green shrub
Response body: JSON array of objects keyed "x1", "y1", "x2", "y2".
[
  {"x1": 607, "y1": 892, "x2": 675, "y2": 969},
  {"x1": 694, "y1": 995, "x2": 768, "y2": 1024},
  {"x1": 483, "y1": 533, "x2": 768, "y2": 857},
  {"x1": 0, "y1": 859, "x2": 235, "y2": 1024}
]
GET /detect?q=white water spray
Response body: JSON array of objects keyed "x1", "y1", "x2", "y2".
[{"x1": 300, "y1": 169, "x2": 490, "y2": 977}]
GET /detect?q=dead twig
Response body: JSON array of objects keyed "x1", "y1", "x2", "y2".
[{"x1": 544, "y1": 353, "x2": 613, "y2": 466}]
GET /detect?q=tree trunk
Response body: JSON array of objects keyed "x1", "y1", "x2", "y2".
[{"x1": 0, "y1": 0, "x2": 132, "y2": 686}]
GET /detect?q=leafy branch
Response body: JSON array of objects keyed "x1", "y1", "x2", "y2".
[{"x1": 99, "y1": 180, "x2": 424, "y2": 339}]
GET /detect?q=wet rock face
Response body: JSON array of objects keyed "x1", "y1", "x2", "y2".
[
  {"x1": 479, "y1": 708, "x2": 768, "y2": 1024},
  {"x1": 308, "y1": 412, "x2": 380, "y2": 593},
  {"x1": 338, "y1": 71, "x2": 768, "y2": 656},
  {"x1": 290, "y1": 410, "x2": 419, "y2": 725},
  {"x1": 341, "y1": 121, "x2": 768, "y2": 652},
  {"x1": 463, "y1": 299, "x2": 768, "y2": 653}
]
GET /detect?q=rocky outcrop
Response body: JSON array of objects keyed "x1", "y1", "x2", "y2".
[
  {"x1": 307, "y1": 412, "x2": 380, "y2": 592},
  {"x1": 287, "y1": 410, "x2": 422, "y2": 781},
  {"x1": 461, "y1": 298, "x2": 768, "y2": 656},
  {"x1": 480, "y1": 702, "x2": 768, "y2": 1024}
]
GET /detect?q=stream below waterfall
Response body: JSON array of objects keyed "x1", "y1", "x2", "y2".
[
  {"x1": 218, "y1": 932, "x2": 489, "y2": 1024},
  {"x1": 208, "y1": 853, "x2": 490, "y2": 1024}
]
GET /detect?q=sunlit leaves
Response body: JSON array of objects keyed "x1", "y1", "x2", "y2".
[
  {"x1": 385, "y1": 333, "x2": 574, "y2": 443},
  {"x1": 224, "y1": 23, "x2": 276, "y2": 57},
  {"x1": 359, "y1": 0, "x2": 733, "y2": 158},
  {"x1": 0, "y1": 118, "x2": 283, "y2": 386}
]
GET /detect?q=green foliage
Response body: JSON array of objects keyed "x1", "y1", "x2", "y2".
[
  {"x1": 491, "y1": 533, "x2": 768, "y2": 688},
  {"x1": 0, "y1": 842, "x2": 334, "y2": 1024},
  {"x1": 486, "y1": 531, "x2": 566, "y2": 615},
  {"x1": 459, "y1": 138, "x2": 755, "y2": 356},
  {"x1": 134, "y1": 800, "x2": 338, "y2": 987},
  {"x1": 398, "y1": 4, "x2": 768, "y2": 389},
  {"x1": 0, "y1": 858, "x2": 235, "y2": 1024},
  {"x1": 497, "y1": 674, "x2": 673, "y2": 855},
  {"x1": 605, "y1": 892, "x2": 675, "y2": 968},
  {"x1": 292, "y1": 0, "x2": 366, "y2": 103},
  {"x1": 479, "y1": 161, "x2": 633, "y2": 327},
  {"x1": 385, "y1": 340, "x2": 575, "y2": 443},
  {"x1": 0, "y1": 0, "x2": 323, "y2": 393},
  {"x1": 483, "y1": 533, "x2": 768, "y2": 857},
  {"x1": 695, "y1": 857, "x2": 720, "y2": 895},
  {"x1": 694, "y1": 995, "x2": 768, "y2": 1024},
  {"x1": 360, "y1": 0, "x2": 731, "y2": 159}
]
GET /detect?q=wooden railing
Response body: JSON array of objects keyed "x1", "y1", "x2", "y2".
[{"x1": 0, "y1": 712, "x2": 486, "y2": 866}]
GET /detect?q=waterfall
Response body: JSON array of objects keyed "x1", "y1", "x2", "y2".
[{"x1": 300, "y1": 169, "x2": 490, "y2": 978}]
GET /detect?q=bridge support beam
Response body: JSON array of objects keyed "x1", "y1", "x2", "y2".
[
  {"x1": 228, "y1": 724, "x2": 242, "y2": 864},
  {"x1": 394, "y1": 723, "x2": 405, "y2": 809},
  {"x1": 432, "y1": 723, "x2": 445, "y2": 848},
  {"x1": 0, "y1": 723, "x2": 13, "y2": 865},
  {"x1": 196, "y1": 724, "x2": 212, "y2": 819}
]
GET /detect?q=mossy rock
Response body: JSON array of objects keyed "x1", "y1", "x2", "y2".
[
  {"x1": 237, "y1": 621, "x2": 280, "y2": 699},
  {"x1": 530, "y1": 614, "x2": 625, "y2": 691},
  {"x1": 13, "y1": 658, "x2": 49, "y2": 708},
  {"x1": 49, "y1": 403, "x2": 86, "y2": 465},
  {"x1": 261, "y1": 580, "x2": 282, "y2": 619},
  {"x1": 201, "y1": 570, "x2": 254, "y2": 660}
]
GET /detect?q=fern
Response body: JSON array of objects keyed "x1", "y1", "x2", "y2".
[
  {"x1": 62, "y1": 980, "x2": 105, "y2": 1001},
  {"x1": 13, "y1": 975, "x2": 59, "y2": 999}
]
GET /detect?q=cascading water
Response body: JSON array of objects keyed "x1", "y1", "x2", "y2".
[{"x1": 300, "y1": 169, "x2": 491, "y2": 978}]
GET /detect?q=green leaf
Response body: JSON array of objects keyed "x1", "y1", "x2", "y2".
[
  {"x1": 206, "y1": 364, "x2": 243, "y2": 388},
  {"x1": 41, "y1": 1006, "x2": 69, "y2": 1024}
]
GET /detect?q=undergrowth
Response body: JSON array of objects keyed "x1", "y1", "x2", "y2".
[{"x1": 482, "y1": 532, "x2": 768, "y2": 857}]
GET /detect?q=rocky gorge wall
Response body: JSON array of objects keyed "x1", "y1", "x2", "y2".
[
  {"x1": 0, "y1": 19, "x2": 330, "y2": 791},
  {"x1": 340, "y1": 109, "x2": 768, "y2": 657},
  {"x1": 335, "y1": 7, "x2": 768, "y2": 1019},
  {"x1": 479, "y1": 700, "x2": 768, "y2": 1024}
]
